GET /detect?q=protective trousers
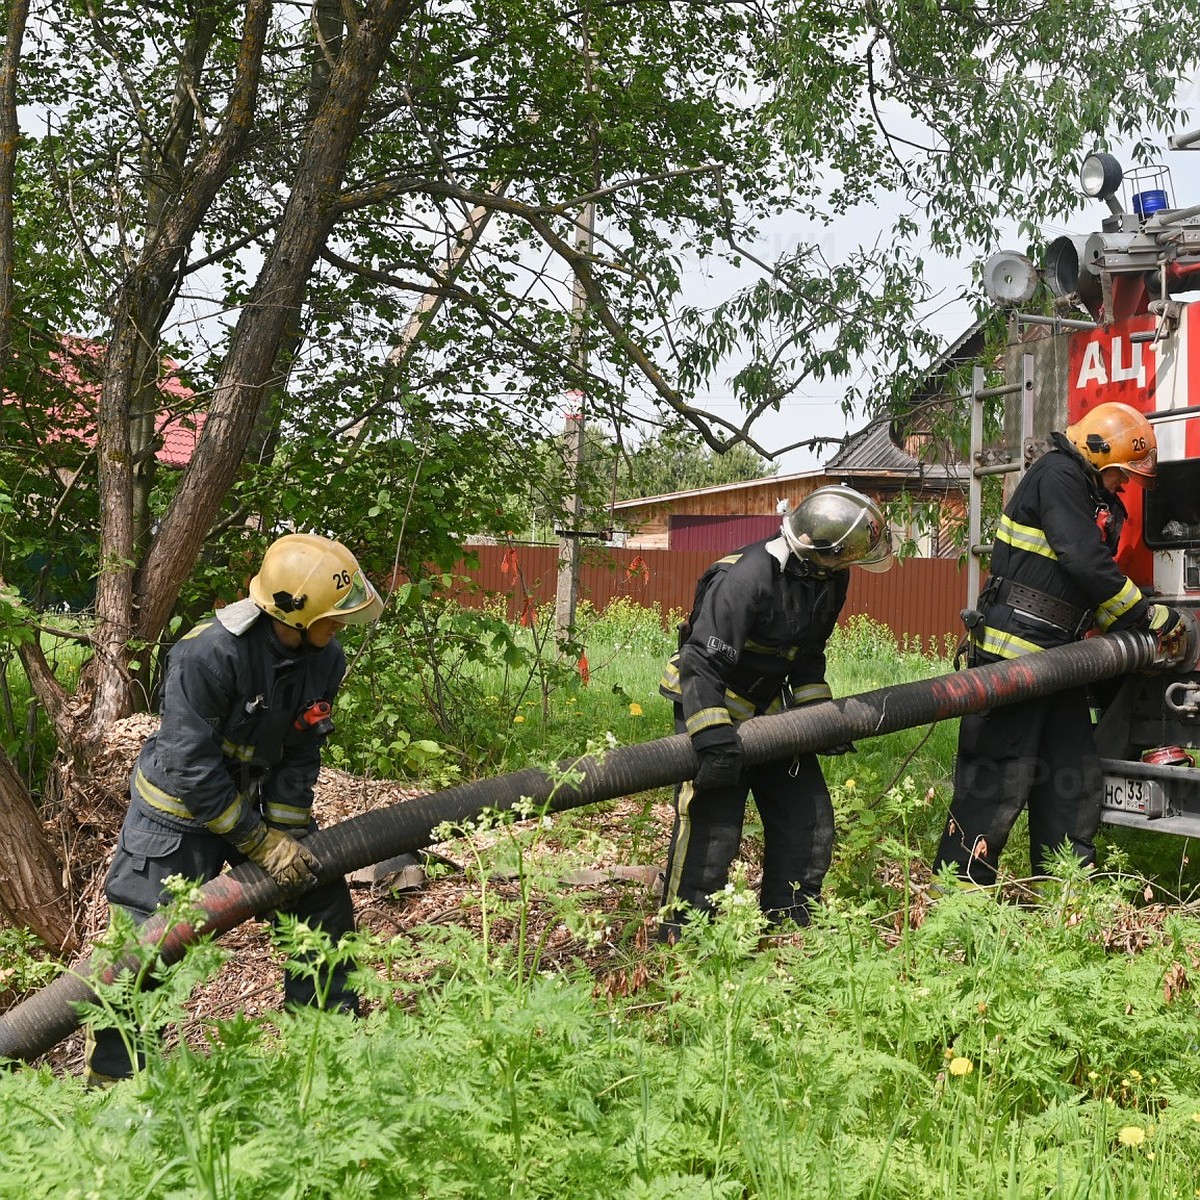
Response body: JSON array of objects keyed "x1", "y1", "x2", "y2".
[
  {"x1": 87, "y1": 806, "x2": 357, "y2": 1081},
  {"x1": 659, "y1": 713, "x2": 834, "y2": 938},
  {"x1": 933, "y1": 686, "x2": 1102, "y2": 887}
]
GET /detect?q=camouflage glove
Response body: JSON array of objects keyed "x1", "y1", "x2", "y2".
[
  {"x1": 241, "y1": 825, "x2": 321, "y2": 891},
  {"x1": 1148, "y1": 604, "x2": 1189, "y2": 660}
]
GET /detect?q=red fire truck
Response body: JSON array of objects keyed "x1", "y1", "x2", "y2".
[{"x1": 974, "y1": 139, "x2": 1200, "y2": 836}]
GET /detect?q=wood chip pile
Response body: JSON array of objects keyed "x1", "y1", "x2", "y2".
[{"x1": 29, "y1": 715, "x2": 674, "y2": 1079}]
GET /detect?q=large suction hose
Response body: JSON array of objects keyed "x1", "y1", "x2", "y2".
[{"x1": 0, "y1": 629, "x2": 1166, "y2": 1063}]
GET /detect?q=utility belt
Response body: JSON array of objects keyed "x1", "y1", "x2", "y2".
[{"x1": 981, "y1": 576, "x2": 1093, "y2": 638}]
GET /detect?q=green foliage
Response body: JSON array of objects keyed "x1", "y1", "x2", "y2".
[
  {"x1": 614, "y1": 428, "x2": 776, "y2": 501},
  {"x1": 8, "y1": 0, "x2": 1196, "y2": 649},
  {"x1": 0, "y1": 926, "x2": 58, "y2": 996},
  {"x1": 821, "y1": 615, "x2": 960, "y2": 898},
  {"x1": 78, "y1": 876, "x2": 231, "y2": 1082},
  {"x1": 494, "y1": 425, "x2": 777, "y2": 543},
  {"x1": 6, "y1": 615, "x2": 1200, "y2": 1194},
  {"x1": 0, "y1": 342, "x2": 103, "y2": 613},
  {"x1": 329, "y1": 594, "x2": 676, "y2": 781},
  {"x1": 0, "y1": 627, "x2": 88, "y2": 791},
  {"x1": 0, "y1": 584, "x2": 35, "y2": 651},
  {"x1": 5, "y1": 855, "x2": 1200, "y2": 1197}
]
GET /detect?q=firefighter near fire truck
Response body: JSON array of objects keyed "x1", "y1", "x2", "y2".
[
  {"x1": 955, "y1": 142, "x2": 1200, "y2": 849},
  {"x1": 934, "y1": 402, "x2": 1186, "y2": 887},
  {"x1": 84, "y1": 533, "x2": 384, "y2": 1086},
  {"x1": 655, "y1": 485, "x2": 893, "y2": 940}
]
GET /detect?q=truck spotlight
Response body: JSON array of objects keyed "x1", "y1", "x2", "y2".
[{"x1": 1080, "y1": 152, "x2": 1124, "y2": 200}]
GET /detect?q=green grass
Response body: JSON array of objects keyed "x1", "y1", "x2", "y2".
[
  {"x1": 3, "y1": 852, "x2": 1200, "y2": 1198},
  {"x1": 4, "y1": 607, "x2": 1200, "y2": 1196}
]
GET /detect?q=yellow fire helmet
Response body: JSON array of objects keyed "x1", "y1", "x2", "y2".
[
  {"x1": 1065, "y1": 401, "x2": 1157, "y2": 485},
  {"x1": 781, "y1": 485, "x2": 894, "y2": 573},
  {"x1": 249, "y1": 533, "x2": 384, "y2": 630}
]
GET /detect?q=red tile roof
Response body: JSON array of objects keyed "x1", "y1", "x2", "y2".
[{"x1": 5, "y1": 336, "x2": 204, "y2": 467}]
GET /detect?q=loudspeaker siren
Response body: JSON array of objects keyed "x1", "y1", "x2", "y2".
[{"x1": 982, "y1": 250, "x2": 1039, "y2": 306}]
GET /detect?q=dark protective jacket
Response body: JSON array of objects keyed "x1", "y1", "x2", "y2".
[
  {"x1": 971, "y1": 432, "x2": 1153, "y2": 662},
  {"x1": 659, "y1": 535, "x2": 850, "y2": 740},
  {"x1": 130, "y1": 599, "x2": 345, "y2": 848}
]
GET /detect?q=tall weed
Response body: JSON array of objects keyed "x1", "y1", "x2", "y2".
[{"x1": 6, "y1": 859, "x2": 1200, "y2": 1198}]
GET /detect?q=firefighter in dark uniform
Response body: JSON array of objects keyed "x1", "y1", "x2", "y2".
[
  {"x1": 657, "y1": 485, "x2": 893, "y2": 941},
  {"x1": 85, "y1": 533, "x2": 384, "y2": 1085},
  {"x1": 933, "y1": 401, "x2": 1185, "y2": 887}
]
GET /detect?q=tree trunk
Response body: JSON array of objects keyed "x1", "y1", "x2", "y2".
[
  {"x1": 0, "y1": 0, "x2": 28, "y2": 365},
  {"x1": 136, "y1": 0, "x2": 415, "y2": 643},
  {"x1": 3, "y1": 0, "x2": 412, "y2": 948},
  {"x1": 0, "y1": 747, "x2": 76, "y2": 954}
]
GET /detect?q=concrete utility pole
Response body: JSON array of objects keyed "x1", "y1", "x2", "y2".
[
  {"x1": 554, "y1": 200, "x2": 595, "y2": 644},
  {"x1": 554, "y1": 9, "x2": 600, "y2": 647}
]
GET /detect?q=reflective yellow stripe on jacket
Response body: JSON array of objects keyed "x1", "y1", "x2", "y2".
[
  {"x1": 973, "y1": 625, "x2": 1044, "y2": 660},
  {"x1": 685, "y1": 706, "x2": 732, "y2": 737},
  {"x1": 995, "y1": 514, "x2": 1145, "y2": 632},
  {"x1": 263, "y1": 800, "x2": 312, "y2": 828},
  {"x1": 134, "y1": 766, "x2": 252, "y2": 835},
  {"x1": 995, "y1": 514, "x2": 1056, "y2": 559},
  {"x1": 662, "y1": 661, "x2": 832, "y2": 722},
  {"x1": 1094, "y1": 577, "x2": 1143, "y2": 631}
]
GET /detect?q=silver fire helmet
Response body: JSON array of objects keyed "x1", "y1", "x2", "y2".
[{"x1": 780, "y1": 485, "x2": 894, "y2": 573}]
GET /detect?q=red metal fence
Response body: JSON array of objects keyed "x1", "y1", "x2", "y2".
[{"x1": 449, "y1": 544, "x2": 968, "y2": 648}]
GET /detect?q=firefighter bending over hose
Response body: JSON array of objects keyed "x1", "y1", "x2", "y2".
[
  {"x1": 85, "y1": 534, "x2": 384, "y2": 1087},
  {"x1": 933, "y1": 401, "x2": 1187, "y2": 888},
  {"x1": 656, "y1": 485, "x2": 893, "y2": 942}
]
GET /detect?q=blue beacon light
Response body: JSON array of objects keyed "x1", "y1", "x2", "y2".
[{"x1": 1133, "y1": 189, "x2": 1170, "y2": 218}]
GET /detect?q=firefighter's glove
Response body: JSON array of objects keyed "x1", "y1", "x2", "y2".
[
  {"x1": 1148, "y1": 604, "x2": 1189, "y2": 661},
  {"x1": 691, "y1": 726, "x2": 744, "y2": 793},
  {"x1": 243, "y1": 826, "x2": 321, "y2": 892},
  {"x1": 819, "y1": 741, "x2": 857, "y2": 756}
]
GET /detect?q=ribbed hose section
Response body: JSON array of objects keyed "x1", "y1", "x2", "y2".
[{"x1": 0, "y1": 629, "x2": 1159, "y2": 1064}]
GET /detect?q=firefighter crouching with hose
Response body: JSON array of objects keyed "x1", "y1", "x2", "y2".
[
  {"x1": 932, "y1": 401, "x2": 1188, "y2": 889},
  {"x1": 656, "y1": 485, "x2": 894, "y2": 942},
  {"x1": 84, "y1": 534, "x2": 384, "y2": 1087}
]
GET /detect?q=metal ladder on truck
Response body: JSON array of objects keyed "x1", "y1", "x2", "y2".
[{"x1": 965, "y1": 352, "x2": 1036, "y2": 608}]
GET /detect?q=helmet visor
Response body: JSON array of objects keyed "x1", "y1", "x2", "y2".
[
  {"x1": 856, "y1": 543, "x2": 895, "y2": 573},
  {"x1": 333, "y1": 571, "x2": 385, "y2": 624},
  {"x1": 1123, "y1": 444, "x2": 1157, "y2": 482}
]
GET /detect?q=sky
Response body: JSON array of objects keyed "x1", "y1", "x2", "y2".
[{"x1": 684, "y1": 98, "x2": 1200, "y2": 478}]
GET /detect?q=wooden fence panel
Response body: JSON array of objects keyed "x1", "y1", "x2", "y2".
[{"x1": 450, "y1": 544, "x2": 969, "y2": 646}]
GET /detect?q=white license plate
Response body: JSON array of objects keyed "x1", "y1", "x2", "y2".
[{"x1": 1102, "y1": 775, "x2": 1167, "y2": 817}]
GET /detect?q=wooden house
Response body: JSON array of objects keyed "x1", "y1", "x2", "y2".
[{"x1": 611, "y1": 321, "x2": 983, "y2": 555}]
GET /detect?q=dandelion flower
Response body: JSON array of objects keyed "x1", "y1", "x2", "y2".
[
  {"x1": 948, "y1": 1057, "x2": 973, "y2": 1077},
  {"x1": 1191, "y1": 1112, "x2": 1200, "y2": 1123},
  {"x1": 1117, "y1": 1126, "x2": 1146, "y2": 1148},
  {"x1": 629, "y1": 703, "x2": 643, "y2": 717},
  {"x1": 513, "y1": 715, "x2": 526, "y2": 724},
  {"x1": 1129, "y1": 1069, "x2": 1142, "y2": 1081},
  {"x1": 845, "y1": 779, "x2": 857, "y2": 791}
]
